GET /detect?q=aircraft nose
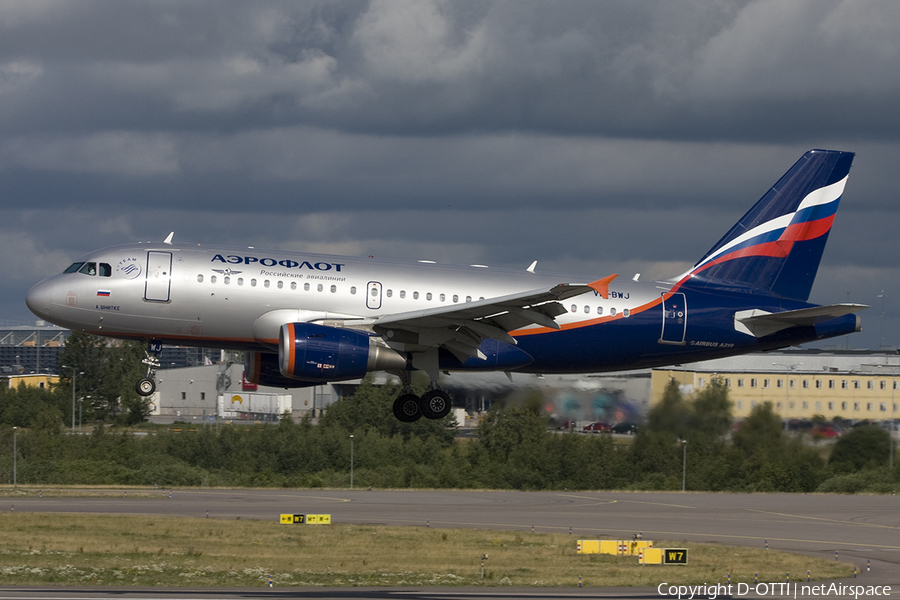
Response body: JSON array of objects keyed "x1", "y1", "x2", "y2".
[{"x1": 26, "y1": 280, "x2": 53, "y2": 320}]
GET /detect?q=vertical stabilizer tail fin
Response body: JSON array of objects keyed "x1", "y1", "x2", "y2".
[{"x1": 683, "y1": 149, "x2": 854, "y2": 301}]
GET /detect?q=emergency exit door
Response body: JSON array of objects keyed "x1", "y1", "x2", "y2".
[{"x1": 366, "y1": 281, "x2": 383, "y2": 309}]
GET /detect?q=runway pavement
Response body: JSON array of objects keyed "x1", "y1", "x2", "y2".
[{"x1": 1, "y1": 488, "x2": 898, "y2": 599}]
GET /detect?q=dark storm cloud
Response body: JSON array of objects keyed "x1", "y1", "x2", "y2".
[
  {"x1": 3, "y1": 1, "x2": 899, "y2": 139},
  {"x1": 1, "y1": 0, "x2": 899, "y2": 348}
]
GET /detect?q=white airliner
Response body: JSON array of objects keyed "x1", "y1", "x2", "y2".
[{"x1": 27, "y1": 150, "x2": 866, "y2": 421}]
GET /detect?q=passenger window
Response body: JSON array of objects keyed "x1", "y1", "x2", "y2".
[
  {"x1": 197, "y1": 274, "x2": 204, "y2": 283},
  {"x1": 291, "y1": 282, "x2": 296, "y2": 290},
  {"x1": 330, "y1": 285, "x2": 336, "y2": 293},
  {"x1": 610, "y1": 308, "x2": 617, "y2": 316},
  {"x1": 99, "y1": 263, "x2": 112, "y2": 277},
  {"x1": 317, "y1": 284, "x2": 323, "y2": 292},
  {"x1": 426, "y1": 293, "x2": 432, "y2": 301},
  {"x1": 64, "y1": 262, "x2": 85, "y2": 274},
  {"x1": 277, "y1": 281, "x2": 283, "y2": 289},
  {"x1": 78, "y1": 262, "x2": 97, "y2": 276},
  {"x1": 304, "y1": 283, "x2": 310, "y2": 291},
  {"x1": 413, "y1": 291, "x2": 419, "y2": 299}
]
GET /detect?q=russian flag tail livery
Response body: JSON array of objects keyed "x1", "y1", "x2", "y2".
[{"x1": 683, "y1": 149, "x2": 854, "y2": 302}]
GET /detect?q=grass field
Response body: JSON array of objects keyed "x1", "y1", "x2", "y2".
[{"x1": 0, "y1": 511, "x2": 855, "y2": 587}]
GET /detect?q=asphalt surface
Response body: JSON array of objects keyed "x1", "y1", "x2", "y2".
[{"x1": 1, "y1": 489, "x2": 898, "y2": 599}]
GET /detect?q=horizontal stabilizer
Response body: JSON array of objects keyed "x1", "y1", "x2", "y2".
[{"x1": 734, "y1": 303, "x2": 867, "y2": 338}]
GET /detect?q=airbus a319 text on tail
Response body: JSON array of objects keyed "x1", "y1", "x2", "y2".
[{"x1": 27, "y1": 150, "x2": 866, "y2": 422}]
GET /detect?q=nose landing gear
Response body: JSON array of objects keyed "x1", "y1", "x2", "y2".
[{"x1": 135, "y1": 340, "x2": 162, "y2": 397}]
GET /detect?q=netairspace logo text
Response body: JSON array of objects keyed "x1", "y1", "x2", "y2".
[{"x1": 658, "y1": 583, "x2": 891, "y2": 599}]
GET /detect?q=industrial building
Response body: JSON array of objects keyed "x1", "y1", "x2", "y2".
[
  {"x1": 653, "y1": 350, "x2": 900, "y2": 422},
  {"x1": 0, "y1": 373, "x2": 59, "y2": 390},
  {"x1": 150, "y1": 362, "x2": 339, "y2": 422}
]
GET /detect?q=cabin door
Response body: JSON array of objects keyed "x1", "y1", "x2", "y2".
[{"x1": 144, "y1": 251, "x2": 173, "y2": 302}]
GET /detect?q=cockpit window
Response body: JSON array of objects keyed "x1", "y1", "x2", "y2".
[{"x1": 64, "y1": 261, "x2": 110, "y2": 276}]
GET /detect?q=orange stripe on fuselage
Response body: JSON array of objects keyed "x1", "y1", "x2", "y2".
[{"x1": 511, "y1": 296, "x2": 664, "y2": 337}]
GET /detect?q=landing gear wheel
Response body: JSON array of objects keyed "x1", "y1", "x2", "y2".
[
  {"x1": 420, "y1": 389, "x2": 452, "y2": 420},
  {"x1": 393, "y1": 394, "x2": 422, "y2": 423},
  {"x1": 135, "y1": 377, "x2": 156, "y2": 396}
]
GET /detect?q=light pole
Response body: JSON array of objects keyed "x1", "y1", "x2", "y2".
[
  {"x1": 681, "y1": 440, "x2": 687, "y2": 492},
  {"x1": 349, "y1": 435, "x2": 354, "y2": 490},
  {"x1": 12, "y1": 426, "x2": 17, "y2": 489},
  {"x1": 62, "y1": 366, "x2": 84, "y2": 432}
]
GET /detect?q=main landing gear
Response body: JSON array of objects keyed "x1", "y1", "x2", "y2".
[
  {"x1": 391, "y1": 372, "x2": 452, "y2": 423},
  {"x1": 135, "y1": 340, "x2": 162, "y2": 397}
]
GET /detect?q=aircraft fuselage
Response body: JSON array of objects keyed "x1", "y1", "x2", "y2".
[{"x1": 26, "y1": 242, "x2": 859, "y2": 374}]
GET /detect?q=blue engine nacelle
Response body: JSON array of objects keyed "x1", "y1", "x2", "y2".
[{"x1": 279, "y1": 322, "x2": 407, "y2": 383}]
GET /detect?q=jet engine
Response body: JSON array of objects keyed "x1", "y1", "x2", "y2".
[
  {"x1": 244, "y1": 323, "x2": 407, "y2": 387},
  {"x1": 279, "y1": 322, "x2": 406, "y2": 383}
]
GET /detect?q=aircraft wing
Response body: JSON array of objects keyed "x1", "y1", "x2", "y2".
[
  {"x1": 367, "y1": 276, "x2": 617, "y2": 361},
  {"x1": 734, "y1": 303, "x2": 867, "y2": 338}
]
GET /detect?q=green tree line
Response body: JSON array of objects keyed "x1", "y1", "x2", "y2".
[{"x1": 2, "y1": 374, "x2": 897, "y2": 492}]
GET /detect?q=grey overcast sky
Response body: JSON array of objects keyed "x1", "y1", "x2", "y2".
[{"x1": 2, "y1": 0, "x2": 899, "y2": 349}]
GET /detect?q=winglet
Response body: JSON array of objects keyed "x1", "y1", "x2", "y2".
[
  {"x1": 588, "y1": 274, "x2": 618, "y2": 299},
  {"x1": 163, "y1": 232, "x2": 174, "y2": 245},
  {"x1": 527, "y1": 261, "x2": 537, "y2": 273}
]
